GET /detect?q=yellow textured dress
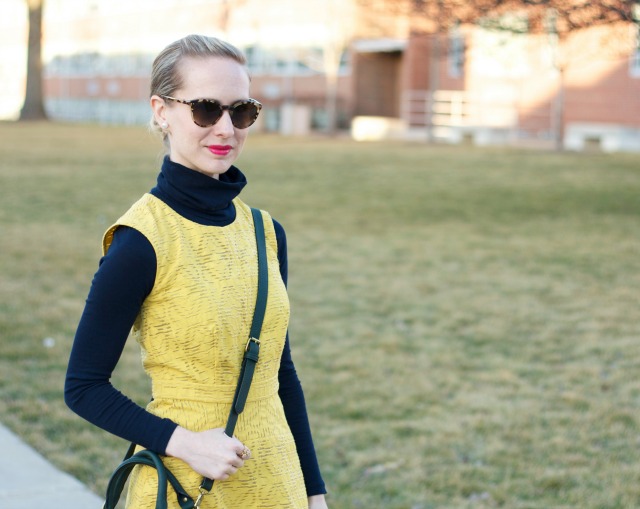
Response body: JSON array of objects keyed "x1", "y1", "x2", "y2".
[{"x1": 103, "y1": 194, "x2": 307, "y2": 509}]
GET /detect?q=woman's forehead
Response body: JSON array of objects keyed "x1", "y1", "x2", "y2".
[{"x1": 177, "y1": 56, "x2": 250, "y2": 94}]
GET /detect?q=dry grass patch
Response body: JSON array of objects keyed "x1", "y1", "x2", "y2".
[{"x1": 1, "y1": 123, "x2": 639, "y2": 508}]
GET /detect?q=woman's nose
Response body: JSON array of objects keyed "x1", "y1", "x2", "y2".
[{"x1": 213, "y1": 110, "x2": 235, "y2": 136}]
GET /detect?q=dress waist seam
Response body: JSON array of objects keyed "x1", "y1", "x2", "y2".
[{"x1": 152, "y1": 376, "x2": 279, "y2": 403}]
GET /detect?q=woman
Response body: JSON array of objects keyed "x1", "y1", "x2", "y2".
[{"x1": 65, "y1": 35, "x2": 328, "y2": 509}]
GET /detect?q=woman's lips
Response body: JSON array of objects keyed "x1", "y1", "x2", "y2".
[{"x1": 208, "y1": 145, "x2": 232, "y2": 156}]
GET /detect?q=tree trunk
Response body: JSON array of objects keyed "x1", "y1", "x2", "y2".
[
  {"x1": 553, "y1": 67, "x2": 566, "y2": 151},
  {"x1": 322, "y1": 31, "x2": 343, "y2": 134},
  {"x1": 20, "y1": 0, "x2": 47, "y2": 121},
  {"x1": 426, "y1": 34, "x2": 441, "y2": 142},
  {"x1": 324, "y1": 72, "x2": 339, "y2": 134}
]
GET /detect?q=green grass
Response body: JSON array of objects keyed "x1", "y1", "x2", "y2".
[{"x1": 1, "y1": 122, "x2": 639, "y2": 508}]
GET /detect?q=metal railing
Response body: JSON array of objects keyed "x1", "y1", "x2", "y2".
[{"x1": 401, "y1": 89, "x2": 554, "y2": 142}]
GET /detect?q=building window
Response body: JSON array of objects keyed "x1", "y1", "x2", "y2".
[
  {"x1": 448, "y1": 31, "x2": 465, "y2": 78},
  {"x1": 631, "y1": 50, "x2": 640, "y2": 78},
  {"x1": 632, "y1": 6, "x2": 640, "y2": 78},
  {"x1": 245, "y1": 45, "x2": 348, "y2": 77},
  {"x1": 631, "y1": 11, "x2": 640, "y2": 78}
]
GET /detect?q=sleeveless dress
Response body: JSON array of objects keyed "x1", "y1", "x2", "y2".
[{"x1": 102, "y1": 194, "x2": 307, "y2": 508}]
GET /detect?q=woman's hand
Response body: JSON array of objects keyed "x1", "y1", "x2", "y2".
[
  {"x1": 308, "y1": 494, "x2": 328, "y2": 509},
  {"x1": 165, "y1": 426, "x2": 250, "y2": 481}
]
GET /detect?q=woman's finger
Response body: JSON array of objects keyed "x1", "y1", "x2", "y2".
[{"x1": 230, "y1": 455, "x2": 244, "y2": 468}]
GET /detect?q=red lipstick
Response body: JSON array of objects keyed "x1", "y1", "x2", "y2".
[{"x1": 208, "y1": 145, "x2": 232, "y2": 156}]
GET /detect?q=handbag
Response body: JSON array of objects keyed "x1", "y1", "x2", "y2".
[{"x1": 103, "y1": 207, "x2": 269, "y2": 509}]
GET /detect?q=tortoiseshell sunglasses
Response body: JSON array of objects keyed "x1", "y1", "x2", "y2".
[{"x1": 162, "y1": 96, "x2": 262, "y2": 129}]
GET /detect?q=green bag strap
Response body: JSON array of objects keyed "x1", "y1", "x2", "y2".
[
  {"x1": 248, "y1": 207, "x2": 269, "y2": 343},
  {"x1": 197, "y1": 207, "x2": 268, "y2": 501},
  {"x1": 103, "y1": 449, "x2": 194, "y2": 509}
]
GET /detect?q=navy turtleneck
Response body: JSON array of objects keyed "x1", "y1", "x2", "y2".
[
  {"x1": 151, "y1": 156, "x2": 246, "y2": 225},
  {"x1": 65, "y1": 157, "x2": 326, "y2": 496}
]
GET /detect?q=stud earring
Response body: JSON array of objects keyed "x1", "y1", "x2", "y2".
[{"x1": 161, "y1": 121, "x2": 169, "y2": 129}]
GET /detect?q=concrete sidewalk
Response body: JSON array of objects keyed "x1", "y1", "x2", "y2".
[{"x1": 0, "y1": 423, "x2": 103, "y2": 508}]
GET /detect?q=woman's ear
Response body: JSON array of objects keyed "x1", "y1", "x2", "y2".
[{"x1": 150, "y1": 95, "x2": 167, "y2": 127}]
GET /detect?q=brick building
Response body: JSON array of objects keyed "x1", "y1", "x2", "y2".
[
  {"x1": 6, "y1": 0, "x2": 640, "y2": 150},
  {"x1": 351, "y1": 8, "x2": 640, "y2": 151}
]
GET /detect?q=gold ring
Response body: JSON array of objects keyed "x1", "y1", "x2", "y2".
[{"x1": 240, "y1": 447, "x2": 251, "y2": 460}]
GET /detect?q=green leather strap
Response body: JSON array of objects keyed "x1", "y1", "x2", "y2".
[
  {"x1": 248, "y1": 207, "x2": 269, "y2": 342},
  {"x1": 103, "y1": 449, "x2": 194, "y2": 509}
]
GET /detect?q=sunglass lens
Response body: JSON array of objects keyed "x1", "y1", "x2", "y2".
[
  {"x1": 192, "y1": 100, "x2": 222, "y2": 127},
  {"x1": 231, "y1": 102, "x2": 259, "y2": 129}
]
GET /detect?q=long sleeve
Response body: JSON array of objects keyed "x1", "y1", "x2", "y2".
[
  {"x1": 64, "y1": 226, "x2": 178, "y2": 453},
  {"x1": 274, "y1": 220, "x2": 327, "y2": 496}
]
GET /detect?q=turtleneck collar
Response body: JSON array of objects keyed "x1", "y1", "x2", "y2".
[{"x1": 150, "y1": 156, "x2": 247, "y2": 226}]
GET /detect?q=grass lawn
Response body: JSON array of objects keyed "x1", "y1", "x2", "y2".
[{"x1": 1, "y1": 121, "x2": 639, "y2": 508}]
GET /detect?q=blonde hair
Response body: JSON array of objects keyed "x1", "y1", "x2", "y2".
[{"x1": 149, "y1": 35, "x2": 248, "y2": 144}]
